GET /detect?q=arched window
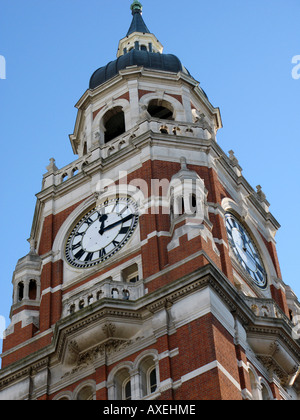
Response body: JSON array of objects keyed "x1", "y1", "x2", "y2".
[
  {"x1": 261, "y1": 384, "x2": 271, "y2": 400},
  {"x1": 124, "y1": 378, "x2": 132, "y2": 401},
  {"x1": 147, "y1": 99, "x2": 174, "y2": 120},
  {"x1": 249, "y1": 368, "x2": 260, "y2": 400},
  {"x1": 103, "y1": 107, "x2": 125, "y2": 143},
  {"x1": 76, "y1": 385, "x2": 95, "y2": 400},
  {"x1": 260, "y1": 379, "x2": 273, "y2": 401},
  {"x1": 139, "y1": 356, "x2": 158, "y2": 397},
  {"x1": 114, "y1": 369, "x2": 132, "y2": 400}
]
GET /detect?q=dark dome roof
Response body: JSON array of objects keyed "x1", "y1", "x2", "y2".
[{"x1": 89, "y1": 49, "x2": 189, "y2": 90}]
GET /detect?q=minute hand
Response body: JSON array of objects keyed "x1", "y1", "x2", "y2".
[{"x1": 101, "y1": 214, "x2": 134, "y2": 234}]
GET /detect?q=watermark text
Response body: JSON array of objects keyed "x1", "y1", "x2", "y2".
[
  {"x1": 0, "y1": 55, "x2": 6, "y2": 80},
  {"x1": 292, "y1": 55, "x2": 300, "y2": 80}
]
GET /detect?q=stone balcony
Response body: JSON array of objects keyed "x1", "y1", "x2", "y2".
[
  {"x1": 99, "y1": 118, "x2": 213, "y2": 160},
  {"x1": 42, "y1": 118, "x2": 214, "y2": 191},
  {"x1": 62, "y1": 277, "x2": 145, "y2": 318},
  {"x1": 244, "y1": 296, "x2": 294, "y2": 327}
]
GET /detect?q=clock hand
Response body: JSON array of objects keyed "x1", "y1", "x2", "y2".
[
  {"x1": 98, "y1": 214, "x2": 108, "y2": 236},
  {"x1": 239, "y1": 229, "x2": 248, "y2": 252},
  {"x1": 100, "y1": 214, "x2": 134, "y2": 234}
]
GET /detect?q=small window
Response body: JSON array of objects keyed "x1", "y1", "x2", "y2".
[
  {"x1": 124, "y1": 379, "x2": 132, "y2": 401},
  {"x1": 188, "y1": 194, "x2": 197, "y2": 215},
  {"x1": 18, "y1": 282, "x2": 24, "y2": 302},
  {"x1": 29, "y1": 279, "x2": 37, "y2": 300},
  {"x1": 122, "y1": 264, "x2": 139, "y2": 283},
  {"x1": 129, "y1": 275, "x2": 139, "y2": 284},
  {"x1": 149, "y1": 368, "x2": 158, "y2": 394},
  {"x1": 140, "y1": 45, "x2": 147, "y2": 51}
]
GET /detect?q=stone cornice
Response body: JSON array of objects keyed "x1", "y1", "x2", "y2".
[{"x1": 2, "y1": 260, "x2": 298, "y2": 393}]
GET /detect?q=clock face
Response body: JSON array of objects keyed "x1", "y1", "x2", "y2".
[
  {"x1": 225, "y1": 213, "x2": 267, "y2": 289},
  {"x1": 65, "y1": 197, "x2": 139, "y2": 269}
]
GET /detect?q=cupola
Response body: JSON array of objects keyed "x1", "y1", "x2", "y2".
[{"x1": 89, "y1": 1, "x2": 190, "y2": 90}]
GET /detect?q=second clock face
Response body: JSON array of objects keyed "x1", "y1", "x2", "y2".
[
  {"x1": 225, "y1": 213, "x2": 267, "y2": 289},
  {"x1": 65, "y1": 197, "x2": 139, "y2": 269}
]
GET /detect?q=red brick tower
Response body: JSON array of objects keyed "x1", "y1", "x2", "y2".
[{"x1": 1, "y1": 2, "x2": 300, "y2": 400}]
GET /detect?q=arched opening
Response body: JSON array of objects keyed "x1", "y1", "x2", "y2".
[
  {"x1": 139, "y1": 356, "x2": 158, "y2": 397},
  {"x1": 111, "y1": 288, "x2": 119, "y2": 299},
  {"x1": 114, "y1": 368, "x2": 132, "y2": 400},
  {"x1": 28, "y1": 279, "x2": 37, "y2": 300},
  {"x1": 122, "y1": 289, "x2": 130, "y2": 301},
  {"x1": 187, "y1": 193, "x2": 197, "y2": 215},
  {"x1": 249, "y1": 369, "x2": 260, "y2": 400},
  {"x1": 103, "y1": 107, "x2": 125, "y2": 143},
  {"x1": 147, "y1": 99, "x2": 174, "y2": 120},
  {"x1": 261, "y1": 383, "x2": 271, "y2": 401},
  {"x1": 18, "y1": 282, "x2": 24, "y2": 302},
  {"x1": 76, "y1": 385, "x2": 94, "y2": 400}
]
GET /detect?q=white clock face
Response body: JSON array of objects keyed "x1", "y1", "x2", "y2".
[
  {"x1": 225, "y1": 213, "x2": 267, "y2": 289},
  {"x1": 66, "y1": 197, "x2": 139, "y2": 269}
]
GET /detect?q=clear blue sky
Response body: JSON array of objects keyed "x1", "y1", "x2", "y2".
[{"x1": 0, "y1": 0, "x2": 300, "y2": 350}]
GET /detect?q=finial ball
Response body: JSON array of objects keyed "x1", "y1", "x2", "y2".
[{"x1": 131, "y1": 0, "x2": 143, "y2": 14}]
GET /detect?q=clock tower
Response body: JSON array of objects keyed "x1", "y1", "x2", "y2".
[{"x1": 1, "y1": 2, "x2": 300, "y2": 401}]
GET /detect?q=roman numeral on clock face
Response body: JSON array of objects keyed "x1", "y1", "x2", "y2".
[
  {"x1": 99, "y1": 248, "x2": 107, "y2": 258},
  {"x1": 72, "y1": 242, "x2": 82, "y2": 251},
  {"x1": 84, "y1": 252, "x2": 94, "y2": 262},
  {"x1": 74, "y1": 249, "x2": 85, "y2": 261}
]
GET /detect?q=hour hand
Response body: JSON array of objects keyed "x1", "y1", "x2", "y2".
[{"x1": 98, "y1": 214, "x2": 108, "y2": 235}]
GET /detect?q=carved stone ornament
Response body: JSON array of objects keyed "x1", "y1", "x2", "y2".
[
  {"x1": 62, "y1": 338, "x2": 133, "y2": 379},
  {"x1": 191, "y1": 109, "x2": 213, "y2": 133}
]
